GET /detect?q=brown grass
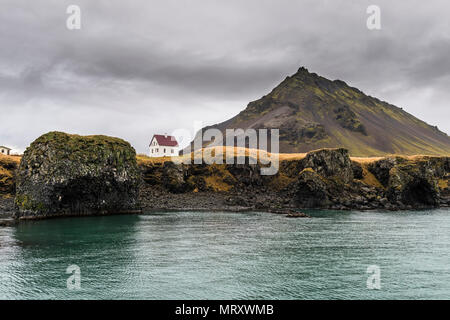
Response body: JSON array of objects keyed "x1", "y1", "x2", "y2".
[
  {"x1": 350, "y1": 154, "x2": 443, "y2": 164},
  {"x1": 358, "y1": 166, "x2": 384, "y2": 189},
  {"x1": 0, "y1": 154, "x2": 21, "y2": 164},
  {"x1": 7, "y1": 148, "x2": 445, "y2": 168},
  {"x1": 138, "y1": 147, "x2": 439, "y2": 165},
  {"x1": 204, "y1": 175, "x2": 232, "y2": 192},
  {"x1": 136, "y1": 154, "x2": 171, "y2": 165},
  {"x1": 0, "y1": 154, "x2": 21, "y2": 196},
  {"x1": 350, "y1": 156, "x2": 385, "y2": 164},
  {"x1": 268, "y1": 173, "x2": 296, "y2": 190},
  {"x1": 438, "y1": 179, "x2": 449, "y2": 190}
]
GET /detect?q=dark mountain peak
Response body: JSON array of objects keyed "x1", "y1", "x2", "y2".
[
  {"x1": 296, "y1": 66, "x2": 310, "y2": 74},
  {"x1": 290, "y1": 66, "x2": 352, "y2": 92},
  {"x1": 291, "y1": 66, "x2": 318, "y2": 81},
  {"x1": 281, "y1": 67, "x2": 347, "y2": 96},
  {"x1": 190, "y1": 67, "x2": 450, "y2": 156}
]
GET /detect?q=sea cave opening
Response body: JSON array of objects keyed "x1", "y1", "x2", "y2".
[{"x1": 401, "y1": 178, "x2": 437, "y2": 206}]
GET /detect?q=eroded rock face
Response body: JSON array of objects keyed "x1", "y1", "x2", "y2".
[
  {"x1": 386, "y1": 159, "x2": 440, "y2": 207},
  {"x1": 368, "y1": 158, "x2": 396, "y2": 187},
  {"x1": 296, "y1": 168, "x2": 330, "y2": 207},
  {"x1": 162, "y1": 162, "x2": 186, "y2": 193},
  {"x1": 15, "y1": 132, "x2": 141, "y2": 218},
  {"x1": 368, "y1": 156, "x2": 449, "y2": 208},
  {"x1": 300, "y1": 148, "x2": 354, "y2": 183},
  {"x1": 280, "y1": 121, "x2": 328, "y2": 144},
  {"x1": 123, "y1": 147, "x2": 450, "y2": 212},
  {"x1": 351, "y1": 161, "x2": 364, "y2": 180},
  {"x1": 333, "y1": 104, "x2": 367, "y2": 135},
  {"x1": 294, "y1": 148, "x2": 358, "y2": 208},
  {"x1": 139, "y1": 147, "x2": 448, "y2": 212}
]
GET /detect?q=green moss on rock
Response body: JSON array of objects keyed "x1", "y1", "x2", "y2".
[{"x1": 15, "y1": 131, "x2": 141, "y2": 218}]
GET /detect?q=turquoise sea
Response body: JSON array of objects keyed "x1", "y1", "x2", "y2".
[{"x1": 1, "y1": 209, "x2": 450, "y2": 299}]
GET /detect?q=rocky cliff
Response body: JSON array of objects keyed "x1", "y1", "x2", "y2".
[
  {"x1": 14, "y1": 132, "x2": 141, "y2": 219},
  {"x1": 139, "y1": 149, "x2": 450, "y2": 211},
  {"x1": 1, "y1": 139, "x2": 449, "y2": 219}
]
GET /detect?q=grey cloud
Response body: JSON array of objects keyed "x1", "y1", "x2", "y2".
[{"x1": 0, "y1": 0, "x2": 449, "y2": 154}]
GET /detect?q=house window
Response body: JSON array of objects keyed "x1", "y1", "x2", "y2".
[
  {"x1": 164, "y1": 148, "x2": 166, "y2": 153},
  {"x1": 171, "y1": 149, "x2": 174, "y2": 154}
]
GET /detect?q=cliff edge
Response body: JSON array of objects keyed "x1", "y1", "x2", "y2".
[{"x1": 14, "y1": 132, "x2": 141, "y2": 219}]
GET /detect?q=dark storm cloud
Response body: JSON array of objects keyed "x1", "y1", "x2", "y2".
[{"x1": 0, "y1": 0, "x2": 449, "y2": 153}]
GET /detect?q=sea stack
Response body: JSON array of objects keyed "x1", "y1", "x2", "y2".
[{"x1": 15, "y1": 131, "x2": 141, "y2": 219}]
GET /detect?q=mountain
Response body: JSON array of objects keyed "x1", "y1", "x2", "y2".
[{"x1": 188, "y1": 67, "x2": 450, "y2": 156}]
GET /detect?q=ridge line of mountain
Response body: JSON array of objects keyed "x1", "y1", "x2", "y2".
[{"x1": 186, "y1": 66, "x2": 450, "y2": 157}]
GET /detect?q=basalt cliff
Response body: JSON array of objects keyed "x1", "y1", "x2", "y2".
[
  {"x1": 1, "y1": 133, "x2": 449, "y2": 220},
  {"x1": 12, "y1": 132, "x2": 141, "y2": 219},
  {"x1": 138, "y1": 148, "x2": 450, "y2": 212}
]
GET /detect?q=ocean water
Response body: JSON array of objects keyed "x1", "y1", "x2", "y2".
[{"x1": 0, "y1": 209, "x2": 450, "y2": 299}]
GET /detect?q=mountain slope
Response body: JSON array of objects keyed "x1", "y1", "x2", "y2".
[{"x1": 189, "y1": 67, "x2": 450, "y2": 156}]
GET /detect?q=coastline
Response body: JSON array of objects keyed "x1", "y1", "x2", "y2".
[
  {"x1": 3, "y1": 184, "x2": 449, "y2": 223},
  {"x1": 2, "y1": 147, "x2": 450, "y2": 221},
  {"x1": 1, "y1": 191, "x2": 309, "y2": 222}
]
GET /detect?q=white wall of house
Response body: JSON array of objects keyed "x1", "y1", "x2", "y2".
[
  {"x1": 0, "y1": 147, "x2": 11, "y2": 155},
  {"x1": 149, "y1": 139, "x2": 179, "y2": 157}
]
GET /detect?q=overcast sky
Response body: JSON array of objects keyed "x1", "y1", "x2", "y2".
[{"x1": 1, "y1": 0, "x2": 449, "y2": 153}]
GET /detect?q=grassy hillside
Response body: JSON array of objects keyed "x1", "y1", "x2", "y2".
[
  {"x1": 0, "y1": 154, "x2": 20, "y2": 197},
  {"x1": 139, "y1": 147, "x2": 439, "y2": 165},
  {"x1": 188, "y1": 67, "x2": 450, "y2": 156}
]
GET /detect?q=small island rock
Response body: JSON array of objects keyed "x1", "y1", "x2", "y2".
[{"x1": 15, "y1": 132, "x2": 141, "y2": 218}]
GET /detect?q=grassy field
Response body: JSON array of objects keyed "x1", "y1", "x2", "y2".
[
  {"x1": 137, "y1": 146, "x2": 440, "y2": 165},
  {"x1": 0, "y1": 154, "x2": 21, "y2": 196},
  {"x1": 4, "y1": 147, "x2": 441, "y2": 167},
  {"x1": 0, "y1": 154, "x2": 21, "y2": 170}
]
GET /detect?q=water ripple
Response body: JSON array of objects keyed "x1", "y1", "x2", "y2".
[{"x1": 1, "y1": 209, "x2": 450, "y2": 299}]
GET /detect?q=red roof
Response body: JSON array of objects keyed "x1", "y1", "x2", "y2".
[{"x1": 151, "y1": 134, "x2": 179, "y2": 147}]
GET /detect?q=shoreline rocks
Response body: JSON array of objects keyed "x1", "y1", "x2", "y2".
[
  {"x1": 1, "y1": 133, "x2": 449, "y2": 221},
  {"x1": 139, "y1": 148, "x2": 449, "y2": 213},
  {"x1": 0, "y1": 197, "x2": 14, "y2": 218},
  {"x1": 286, "y1": 210, "x2": 309, "y2": 218}
]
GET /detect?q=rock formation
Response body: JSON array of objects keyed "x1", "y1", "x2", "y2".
[
  {"x1": 15, "y1": 132, "x2": 141, "y2": 218},
  {"x1": 139, "y1": 148, "x2": 450, "y2": 212},
  {"x1": 368, "y1": 157, "x2": 449, "y2": 207},
  {"x1": 186, "y1": 67, "x2": 450, "y2": 156},
  {"x1": 1, "y1": 137, "x2": 449, "y2": 220}
]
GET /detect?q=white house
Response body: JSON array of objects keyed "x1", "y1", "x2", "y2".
[
  {"x1": 0, "y1": 146, "x2": 11, "y2": 156},
  {"x1": 149, "y1": 134, "x2": 179, "y2": 157}
]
